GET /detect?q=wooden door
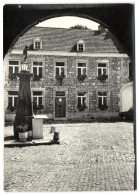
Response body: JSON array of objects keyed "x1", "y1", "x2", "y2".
[{"x1": 55, "y1": 97, "x2": 66, "y2": 117}]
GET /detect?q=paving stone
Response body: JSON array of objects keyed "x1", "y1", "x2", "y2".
[{"x1": 4, "y1": 122, "x2": 135, "y2": 192}]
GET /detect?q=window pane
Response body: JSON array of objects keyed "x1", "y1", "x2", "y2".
[
  {"x1": 78, "y1": 92, "x2": 86, "y2": 96},
  {"x1": 33, "y1": 61, "x2": 43, "y2": 66},
  {"x1": 56, "y1": 67, "x2": 59, "y2": 75},
  {"x1": 83, "y1": 68, "x2": 86, "y2": 75},
  {"x1": 103, "y1": 92, "x2": 107, "y2": 96},
  {"x1": 15, "y1": 67, "x2": 19, "y2": 74},
  {"x1": 14, "y1": 97, "x2": 18, "y2": 107},
  {"x1": 9, "y1": 61, "x2": 19, "y2": 65},
  {"x1": 39, "y1": 67, "x2": 42, "y2": 77},
  {"x1": 8, "y1": 97, "x2": 12, "y2": 106},
  {"x1": 39, "y1": 97, "x2": 42, "y2": 105},
  {"x1": 103, "y1": 69, "x2": 107, "y2": 75},
  {"x1": 78, "y1": 63, "x2": 86, "y2": 67},
  {"x1": 78, "y1": 44, "x2": 83, "y2": 51},
  {"x1": 83, "y1": 97, "x2": 86, "y2": 105},
  {"x1": 98, "y1": 97, "x2": 102, "y2": 106},
  {"x1": 35, "y1": 42, "x2": 40, "y2": 49},
  {"x1": 33, "y1": 67, "x2": 37, "y2": 75},
  {"x1": 98, "y1": 69, "x2": 102, "y2": 75},
  {"x1": 78, "y1": 68, "x2": 81, "y2": 76},
  {"x1": 56, "y1": 62, "x2": 64, "y2": 66},
  {"x1": 103, "y1": 97, "x2": 107, "y2": 106},
  {"x1": 61, "y1": 68, "x2": 64, "y2": 76},
  {"x1": 98, "y1": 63, "x2": 106, "y2": 67},
  {"x1": 56, "y1": 91, "x2": 65, "y2": 96},
  {"x1": 8, "y1": 91, "x2": 18, "y2": 95},
  {"x1": 33, "y1": 91, "x2": 42, "y2": 95},
  {"x1": 9, "y1": 67, "x2": 13, "y2": 74},
  {"x1": 78, "y1": 97, "x2": 81, "y2": 105},
  {"x1": 33, "y1": 97, "x2": 37, "y2": 106}
]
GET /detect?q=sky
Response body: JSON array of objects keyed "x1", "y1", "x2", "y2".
[{"x1": 36, "y1": 16, "x2": 99, "y2": 30}]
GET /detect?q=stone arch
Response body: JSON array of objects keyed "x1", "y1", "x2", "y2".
[{"x1": 119, "y1": 82, "x2": 133, "y2": 112}]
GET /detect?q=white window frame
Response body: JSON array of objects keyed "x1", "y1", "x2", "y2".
[
  {"x1": 76, "y1": 60, "x2": 88, "y2": 77},
  {"x1": 54, "y1": 59, "x2": 67, "y2": 78},
  {"x1": 32, "y1": 91, "x2": 43, "y2": 106},
  {"x1": 8, "y1": 91, "x2": 18, "y2": 107},
  {"x1": 77, "y1": 92, "x2": 87, "y2": 105},
  {"x1": 97, "y1": 60, "x2": 109, "y2": 78},
  {"x1": 33, "y1": 37, "x2": 42, "y2": 50},
  {"x1": 98, "y1": 92, "x2": 108, "y2": 106},
  {"x1": 9, "y1": 60, "x2": 20, "y2": 74},
  {"x1": 77, "y1": 40, "x2": 85, "y2": 52},
  {"x1": 33, "y1": 61, "x2": 43, "y2": 76}
]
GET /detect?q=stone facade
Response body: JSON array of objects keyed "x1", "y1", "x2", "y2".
[{"x1": 4, "y1": 52, "x2": 131, "y2": 120}]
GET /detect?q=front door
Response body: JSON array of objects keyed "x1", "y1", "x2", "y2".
[{"x1": 55, "y1": 97, "x2": 66, "y2": 117}]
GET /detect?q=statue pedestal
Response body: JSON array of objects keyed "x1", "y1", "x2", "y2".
[
  {"x1": 14, "y1": 70, "x2": 33, "y2": 139},
  {"x1": 32, "y1": 115, "x2": 48, "y2": 139}
]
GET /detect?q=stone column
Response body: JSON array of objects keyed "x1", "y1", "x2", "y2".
[{"x1": 14, "y1": 69, "x2": 33, "y2": 139}]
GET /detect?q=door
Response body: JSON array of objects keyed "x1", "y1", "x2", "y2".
[
  {"x1": 55, "y1": 97, "x2": 66, "y2": 117},
  {"x1": 121, "y1": 84, "x2": 133, "y2": 112}
]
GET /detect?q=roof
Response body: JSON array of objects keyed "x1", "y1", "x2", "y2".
[{"x1": 13, "y1": 27, "x2": 126, "y2": 54}]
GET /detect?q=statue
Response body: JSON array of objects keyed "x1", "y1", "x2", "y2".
[
  {"x1": 21, "y1": 45, "x2": 29, "y2": 71},
  {"x1": 23, "y1": 45, "x2": 29, "y2": 63}
]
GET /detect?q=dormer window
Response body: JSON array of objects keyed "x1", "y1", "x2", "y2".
[
  {"x1": 77, "y1": 40, "x2": 85, "y2": 52},
  {"x1": 33, "y1": 37, "x2": 42, "y2": 50}
]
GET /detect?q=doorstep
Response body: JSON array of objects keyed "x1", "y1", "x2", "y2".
[{"x1": 4, "y1": 138, "x2": 60, "y2": 147}]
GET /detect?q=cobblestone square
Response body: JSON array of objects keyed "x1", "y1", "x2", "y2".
[{"x1": 4, "y1": 122, "x2": 135, "y2": 192}]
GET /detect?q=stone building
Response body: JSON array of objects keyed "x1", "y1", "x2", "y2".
[{"x1": 4, "y1": 26, "x2": 133, "y2": 121}]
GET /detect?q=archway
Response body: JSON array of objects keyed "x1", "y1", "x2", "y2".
[{"x1": 119, "y1": 82, "x2": 133, "y2": 112}]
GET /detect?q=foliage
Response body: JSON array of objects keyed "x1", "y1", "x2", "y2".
[
  {"x1": 16, "y1": 124, "x2": 28, "y2": 133},
  {"x1": 7, "y1": 105, "x2": 16, "y2": 113},
  {"x1": 9, "y1": 73, "x2": 17, "y2": 80},
  {"x1": 33, "y1": 104, "x2": 44, "y2": 113},
  {"x1": 98, "y1": 104, "x2": 108, "y2": 110},
  {"x1": 77, "y1": 104, "x2": 87, "y2": 111},
  {"x1": 70, "y1": 25, "x2": 91, "y2": 30},
  {"x1": 77, "y1": 75, "x2": 87, "y2": 81},
  {"x1": 97, "y1": 74, "x2": 108, "y2": 82},
  {"x1": 55, "y1": 74, "x2": 65, "y2": 80},
  {"x1": 33, "y1": 75, "x2": 42, "y2": 81}
]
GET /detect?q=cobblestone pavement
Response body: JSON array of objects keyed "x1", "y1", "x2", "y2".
[{"x1": 4, "y1": 122, "x2": 135, "y2": 192}]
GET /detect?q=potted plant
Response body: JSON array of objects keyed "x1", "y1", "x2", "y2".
[
  {"x1": 97, "y1": 74, "x2": 108, "y2": 82},
  {"x1": 8, "y1": 73, "x2": 17, "y2": 80},
  {"x1": 77, "y1": 75, "x2": 87, "y2": 81},
  {"x1": 7, "y1": 105, "x2": 16, "y2": 113},
  {"x1": 98, "y1": 104, "x2": 108, "y2": 111},
  {"x1": 77, "y1": 104, "x2": 87, "y2": 111},
  {"x1": 33, "y1": 74, "x2": 42, "y2": 81},
  {"x1": 33, "y1": 104, "x2": 44, "y2": 114},
  {"x1": 16, "y1": 124, "x2": 28, "y2": 142},
  {"x1": 55, "y1": 74, "x2": 65, "y2": 85}
]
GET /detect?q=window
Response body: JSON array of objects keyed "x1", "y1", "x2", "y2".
[
  {"x1": 9, "y1": 60, "x2": 19, "y2": 74},
  {"x1": 33, "y1": 37, "x2": 42, "y2": 50},
  {"x1": 77, "y1": 63, "x2": 86, "y2": 76},
  {"x1": 98, "y1": 92, "x2": 108, "y2": 110},
  {"x1": 35, "y1": 42, "x2": 40, "y2": 49},
  {"x1": 77, "y1": 92, "x2": 87, "y2": 107},
  {"x1": 56, "y1": 91, "x2": 65, "y2": 96},
  {"x1": 77, "y1": 40, "x2": 85, "y2": 52},
  {"x1": 8, "y1": 91, "x2": 18, "y2": 107},
  {"x1": 33, "y1": 91, "x2": 43, "y2": 107},
  {"x1": 98, "y1": 63, "x2": 107, "y2": 76},
  {"x1": 33, "y1": 61, "x2": 43, "y2": 80},
  {"x1": 55, "y1": 62, "x2": 65, "y2": 76}
]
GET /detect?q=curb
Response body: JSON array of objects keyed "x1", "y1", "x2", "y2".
[{"x1": 4, "y1": 141, "x2": 60, "y2": 147}]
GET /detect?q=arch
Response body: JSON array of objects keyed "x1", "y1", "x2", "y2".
[{"x1": 119, "y1": 82, "x2": 133, "y2": 112}]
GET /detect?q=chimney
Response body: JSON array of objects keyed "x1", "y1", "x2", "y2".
[{"x1": 98, "y1": 25, "x2": 108, "y2": 33}]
